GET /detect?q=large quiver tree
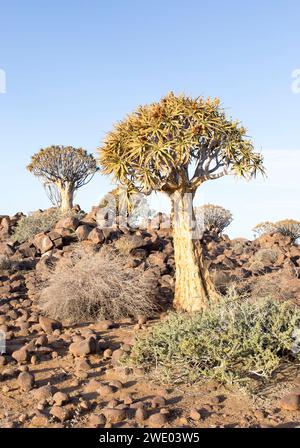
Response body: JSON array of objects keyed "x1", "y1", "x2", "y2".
[
  {"x1": 27, "y1": 146, "x2": 98, "y2": 211},
  {"x1": 98, "y1": 93, "x2": 264, "y2": 312}
]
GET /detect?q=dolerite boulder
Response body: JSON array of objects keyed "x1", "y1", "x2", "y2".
[
  {"x1": 69, "y1": 337, "x2": 97, "y2": 356},
  {"x1": 55, "y1": 216, "x2": 79, "y2": 231},
  {"x1": 33, "y1": 233, "x2": 54, "y2": 254},
  {"x1": 75, "y1": 225, "x2": 93, "y2": 241},
  {"x1": 88, "y1": 228, "x2": 105, "y2": 244},
  {"x1": 39, "y1": 316, "x2": 62, "y2": 333}
]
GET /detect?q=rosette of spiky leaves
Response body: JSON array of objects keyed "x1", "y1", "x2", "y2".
[{"x1": 98, "y1": 92, "x2": 264, "y2": 195}]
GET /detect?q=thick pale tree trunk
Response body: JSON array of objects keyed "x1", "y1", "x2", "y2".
[
  {"x1": 171, "y1": 190, "x2": 219, "y2": 312},
  {"x1": 59, "y1": 186, "x2": 74, "y2": 211}
]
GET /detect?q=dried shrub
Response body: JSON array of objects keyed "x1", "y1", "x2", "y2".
[
  {"x1": 0, "y1": 254, "x2": 11, "y2": 272},
  {"x1": 38, "y1": 247, "x2": 158, "y2": 323},
  {"x1": 253, "y1": 220, "x2": 300, "y2": 243},
  {"x1": 114, "y1": 236, "x2": 142, "y2": 256},
  {"x1": 195, "y1": 204, "x2": 233, "y2": 236},
  {"x1": 129, "y1": 293, "x2": 300, "y2": 387},
  {"x1": 252, "y1": 248, "x2": 280, "y2": 265}
]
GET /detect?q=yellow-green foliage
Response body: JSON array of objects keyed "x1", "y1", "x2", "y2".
[
  {"x1": 98, "y1": 92, "x2": 264, "y2": 196},
  {"x1": 27, "y1": 146, "x2": 98, "y2": 186},
  {"x1": 253, "y1": 219, "x2": 300, "y2": 243},
  {"x1": 130, "y1": 295, "x2": 300, "y2": 387}
]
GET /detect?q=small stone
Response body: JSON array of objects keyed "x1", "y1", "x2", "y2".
[
  {"x1": 84, "y1": 379, "x2": 101, "y2": 393},
  {"x1": 69, "y1": 338, "x2": 97, "y2": 356},
  {"x1": 103, "y1": 348, "x2": 113, "y2": 358},
  {"x1": 12, "y1": 347, "x2": 29, "y2": 364},
  {"x1": 50, "y1": 405, "x2": 71, "y2": 422},
  {"x1": 151, "y1": 396, "x2": 166, "y2": 408},
  {"x1": 279, "y1": 393, "x2": 300, "y2": 411},
  {"x1": 32, "y1": 385, "x2": 53, "y2": 402},
  {"x1": 39, "y1": 316, "x2": 62, "y2": 334},
  {"x1": 102, "y1": 408, "x2": 126, "y2": 423},
  {"x1": 111, "y1": 349, "x2": 124, "y2": 366},
  {"x1": 190, "y1": 408, "x2": 202, "y2": 421},
  {"x1": 97, "y1": 384, "x2": 114, "y2": 398},
  {"x1": 122, "y1": 393, "x2": 133, "y2": 405},
  {"x1": 53, "y1": 391, "x2": 69, "y2": 406},
  {"x1": 148, "y1": 412, "x2": 167, "y2": 428},
  {"x1": 18, "y1": 371, "x2": 34, "y2": 391},
  {"x1": 31, "y1": 414, "x2": 50, "y2": 427},
  {"x1": 75, "y1": 358, "x2": 91, "y2": 371},
  {"x1": 88, "y1": 414, "x2": 106, "y2": 428},
  {"x1": 136, "y1": 407, "x2": 148, "y2": 422}
]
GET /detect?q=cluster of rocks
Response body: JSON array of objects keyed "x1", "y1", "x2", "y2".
[{"x1": 1, "y1": 206, "x2": 300, "y2": 427}]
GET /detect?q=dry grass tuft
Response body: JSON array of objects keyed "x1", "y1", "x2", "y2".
[{"x1": 38, "y1": 246, "x2": 158, "y2": 323}]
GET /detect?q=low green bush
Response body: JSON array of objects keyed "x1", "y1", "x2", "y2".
[
  {"x1": 130, "y1": 294, "x2": 300, "y2": 387},
  {"x1": 13, "y1": 208, "x2": 80, "y2": 243}
]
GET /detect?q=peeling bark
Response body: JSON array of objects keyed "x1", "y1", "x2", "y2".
[{"x1": 171, "y1": 191, "x2": 219, "y2": 312}]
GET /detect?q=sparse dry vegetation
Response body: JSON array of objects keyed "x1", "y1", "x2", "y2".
[
  {"x1": 0, "y1": 254, "x2": 12, "y2": 272},
  {"x1": 38, "y1": 247, "x2": 158, "y2": 323}
]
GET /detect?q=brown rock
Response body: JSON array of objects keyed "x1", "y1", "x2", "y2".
[
  {"x1": 75, "y1": 225, "x2": 93, "y2": 241},
  {"x1": 88, "y1": 414, "x2": 106, "y2": 428},
  {"x1": 69, "y1": 337, "x2": 97, "y2": 356},
  {"x1": 32, "y1": 385, "x2": 53, "y2": 402},
  {"x1": 12, "y1": 347, "x2": 29, "y2": 364},
  {"x1": 148, "y1": 412, "x2": 167, "y2": 428},
  {"x1": 102, "y1": 408, "x2": 126, "y2": 423},
  {"x1": 88, "y1": 228, "x2": 105, "y2": 244},
  {"x1": 190, "y1": 408, "x2": 202, "y2": 421},
  {"x1": 135, "y1": 407, "x2": 148, "y2": 422},
  {"x1": 31, "y1": 414, "x2": 50, "y2": 427},
  {"x1": 50, "y1": 405, "x2": 71, "y2": 422},
  {"x1": 18, "y1": 371, "x2": 34, "y2": 391},
  {"x1": 279, "y1": 393, "x2": 300, "y2": 411},
  {"x1": 53, "y1": 391, "x2": 69, "y2": 406},
  {"x1": 151, "y1": 396, "x2": 166, "y2": 408},
  {"x1": 111, "y1": 349, "x2": 124, "y2": 366},
  {"x1": 33, "y1": 233, "x2": 54, "y2": 254},
  {"x1": 39, "y1": 316, "x2": 62, "y2": 333},
  {"x1": 97, "y1": 384, "x2": 115, "y2": 398},
  {"x1": 84, "y1": 379, "x2": 102, "y2": 393}
]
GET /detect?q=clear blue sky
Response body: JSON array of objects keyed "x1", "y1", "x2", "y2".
[{"x1": 0, "y1": 0, "x2": 299, "y2": 238}]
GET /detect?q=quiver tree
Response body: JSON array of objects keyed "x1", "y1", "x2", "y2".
[
  {"x1": 27, "y1": 146, "x2": 98, "y2": 211},
  {"x1": 253, "y1": 219, "x2": 300, "y2": 243},
  {"x1": 195, "y1": 204, "x2": 233, "y2": 237},
  {"x1": 98, "y1": 92, "x2": 264, "y2": 312}
]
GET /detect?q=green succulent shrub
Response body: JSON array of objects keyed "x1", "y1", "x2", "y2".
[
  {"x1": 13, "y1": 208, "x2": 80, "y2": 243},
  {"x1": 129, "y1": 294, "x2": 300, "y2": 387}
]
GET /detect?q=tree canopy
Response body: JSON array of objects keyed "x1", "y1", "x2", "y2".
[
  {"x1": 99, "y1": 92, "x2": 264, "y2": 196},
  {"x1": 28, "y1": 145, "x2": 98, "y2": 188}
]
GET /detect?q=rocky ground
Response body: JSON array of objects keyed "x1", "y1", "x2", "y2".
[{"x1": 1, "y1": 209, "x2": 300, "y2": 428}]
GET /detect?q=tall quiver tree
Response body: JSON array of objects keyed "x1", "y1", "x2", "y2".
[
  {"x1": 27, "y1": 146, "x2": 98, "y2": 211},
  {"x1": 98, "y1": 93, "x2": 264, "y2": 312}
]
